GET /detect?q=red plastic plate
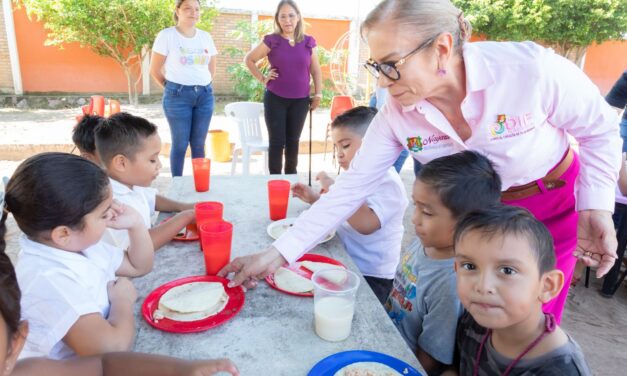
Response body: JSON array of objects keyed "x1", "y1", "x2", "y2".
[
  {"x1": 142, "y1": 275, "x2": 245, "y2": 333},
  {"x1": 158, "y1": 217, "x2": 199, "y2": 241},
  {"x1": 265, "y1": 254, "x2": 346, "y2": 297}
]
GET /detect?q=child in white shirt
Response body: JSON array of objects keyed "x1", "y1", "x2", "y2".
[
  {"x1": 95, "y1": 112, "x2": 196, "y2": 251},
  {"x1": 0, "y1": 239, "x2": 238, "y2": 375},
  {"x1": 292, "y1": 106, "x2": 408, "y2": 303},
  {"x1": 2, "y1": 153, "x2": 154, "y2": 360}
]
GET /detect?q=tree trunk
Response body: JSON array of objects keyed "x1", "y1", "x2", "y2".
[
  {"x1": 552, "y1": 44, "x2": 588, "y2": 69},
  {"x1": 122, "y1": 64, "x2": 139, "y2": 106}
]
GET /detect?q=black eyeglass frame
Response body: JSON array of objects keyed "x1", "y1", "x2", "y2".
[{"x1": 364, "y1": 36, "x2": 437, "y2": 81}]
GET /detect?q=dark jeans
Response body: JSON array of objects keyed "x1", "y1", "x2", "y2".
[
  {"x1": 620, "y1": 117, "x2": 627, "y2": 153},
  {"x1": 393, "y1": 149, "x2": 422, "y2": 176},
  {"x1": 263, "y1": 90, "x2": 310, "y2": 174},
  {"x1": 162, "y1": 80, "x2": 214, "y2": 176},
  {"x1": 364, "y1": 276, "x2": 393, "y2": 305}
]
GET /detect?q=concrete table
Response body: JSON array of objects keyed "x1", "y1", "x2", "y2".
[{"x1": 133, "y1": 175, "x2": 424, "y2": 375}]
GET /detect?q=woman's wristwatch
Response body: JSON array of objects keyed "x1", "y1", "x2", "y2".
[{"x1": 313, "y1": 93, "x2": 322, "y2": 98}]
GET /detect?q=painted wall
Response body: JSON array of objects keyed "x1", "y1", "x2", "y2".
[
  {"x1": 583, "y1": 41, "x2": 626, "y2": 95},
  {"x1": 13, "y1": 7, "x2": 131, "y2": 93}
]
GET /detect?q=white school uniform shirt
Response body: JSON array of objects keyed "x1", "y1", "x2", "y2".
[
  {"x1": 274, "y1": 41, "x2": 621, "y2": 264},
  {"x1": 104, "y1": 178, "x2": 156, "y2": 250},
  {"x1": 335, "y1": 167, "x2": 407, "y2": 279},
  {"x1": 152, "y1": 26, "x2": 218, "y2": 86},
  {"x1": 16, "y1": 236, "x2": 124, "y2": 360}
]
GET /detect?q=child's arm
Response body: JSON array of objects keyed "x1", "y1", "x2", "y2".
[
  {"x1": 155, "y1": 194, "x2": 195, "y2": 212},
  {"x1": 618, "y1": 152, "x2": 627, "y2": 196},
  {"x1": 107, "y1": 201, "x2": 154, "y2": 277},
  {"x1": 14, "y1": 353, "x2": 239, "y2": 376},
  {"x1": 62, "y1": 278, "x2": 137, "y2": 355},
  {"x1": 312, "y1": 173, "x2": 382, "y2": 235},
  {"x1": 291, "y1": 183, "x2": 320, "y2": 204},
  {"x1": 416, "y1": 347, "x2": 447, "y2": 376},
  {"x1": 149, "y1": 209, "x2": 195, "y2": 251},
  {"x1": 346, "y1": 206, "x2": 381, "y2": 235}
]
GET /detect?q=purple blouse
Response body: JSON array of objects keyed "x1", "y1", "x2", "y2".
[{"x1": 263, "y1": 34, "x2": 316, "y2": 99}]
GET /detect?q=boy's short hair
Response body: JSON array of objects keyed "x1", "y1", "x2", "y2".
[
  {"x1": 72, "y1": 115, "x2": 104, "y2": 154},
  {"x1": 95, "y1": 112, "x2": 158, "y2": 165},
  {"x1": 331, "y1": 106, "x2": 377, "y2": 137},
  {"x1": 454, "y1": 205, "x2": 556, "y2": 275},
  {"x1": 417, "y1": 151, "x2": 502, "y2": 218}
]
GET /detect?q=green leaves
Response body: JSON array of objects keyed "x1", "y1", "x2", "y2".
[
  {"x1": 454, "y1": 0, "x2": 627, "y2": 47},
  {"x1": 15, "y1": 0, "x2": 218, "y2": 103}
]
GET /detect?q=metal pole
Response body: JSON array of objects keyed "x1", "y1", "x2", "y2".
[{"x1": 308, "y1": 108, "x2": 313, "y2": 186}]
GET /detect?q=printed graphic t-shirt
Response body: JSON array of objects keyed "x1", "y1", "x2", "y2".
[{"x1": 153, "y1": 26, "x2": 218, "y2": 86}]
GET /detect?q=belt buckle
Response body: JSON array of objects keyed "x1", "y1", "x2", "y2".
[{"x1": 543, "y1": 179, "x2": 566, "y2": 190}]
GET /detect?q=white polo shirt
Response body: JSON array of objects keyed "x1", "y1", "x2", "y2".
[
  {"x1": 274, "y1": 41, "x2": 621, "y2": 264},
  {"x1": 104, "y1": 178, "x2": 157, "y2": 250},
  {"x1": 335, "y1": 168, "x2": 408, "y2": 279},
  {"x1": 16, "y1": 236, "x2": 124, "y2": 360}
]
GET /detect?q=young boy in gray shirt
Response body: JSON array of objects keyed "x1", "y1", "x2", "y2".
[
  {"x1": 385, "y1": 151, "x2": 502, "y2": 375},
  {"x1": 452, "y1": 206, "x2": 591, "y2": 375}
]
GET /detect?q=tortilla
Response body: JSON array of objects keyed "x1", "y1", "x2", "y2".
[
  {"x1": 274, "y1": 266, "x2": 314, "y2": 293},
  {"x1": 301, "y1": 261, "x2": 347, "y2": 285},
  {"x1": 333, "y1": 362, "x2": 403, "y2": 376},
  {"x1": 153, "y1": 282, "x2": 229, "y2": 322},
  {"x1": 154, "y1": 296, "x2": 228, "y2": 322},
  {"x1": 159, "y1": 282, "x2": 225, "y2": 313}
]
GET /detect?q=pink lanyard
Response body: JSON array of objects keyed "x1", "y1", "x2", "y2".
[{"x1": 472, "y1": 313, "x2": 557, "y2": 376}]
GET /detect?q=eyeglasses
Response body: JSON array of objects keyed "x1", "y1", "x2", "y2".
[{"x1": 364, "y1": 36, "x2": 436, "y2": 81}]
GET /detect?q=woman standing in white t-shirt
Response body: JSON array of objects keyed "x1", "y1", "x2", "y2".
[{"x1": 150, "y1": 0, "x2": 218, "y2": 176}]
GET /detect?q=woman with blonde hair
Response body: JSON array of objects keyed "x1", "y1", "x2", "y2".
[
  {"x1": 222, "y1": 0, "x2": 620, "y2": 327},
  {"x1": 244, "y1": 0, "x2": 322, "y2": 174}
]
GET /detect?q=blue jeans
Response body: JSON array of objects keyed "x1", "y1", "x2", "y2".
[
  {"x1": 162, "y1": 80, "x2": 215, "y2": 176},
  {"x1": 620, "y1": 117, "x2": 627, "y2": 153},
  {"x1": 393, "y1": 149, "x2": 422, "y2": 176}
]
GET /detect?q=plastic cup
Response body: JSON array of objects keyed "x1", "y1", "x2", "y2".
[
  {"x1": 199, "y1": 221, "x2": 233, "y2": 275},
  {"x1": 312, "y1": 269, "x2": 360, "y2": 342},
  {"x1": 192, "y1": 158, "x2": 211, "y2": 192},
  {"x1": 267, "y1": 180, "x2": 290, "y2": 220},
  {"x1": 194, "y1": 201, "x2": 223, "y2": 227}
]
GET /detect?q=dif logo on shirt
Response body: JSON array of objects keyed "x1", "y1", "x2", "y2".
[
  {"x1": 489, "y1": 113, "x2": 535, "y2": 141},
  {"x1": 179, "y1": 47, "x2": 209, "y2": 65}
]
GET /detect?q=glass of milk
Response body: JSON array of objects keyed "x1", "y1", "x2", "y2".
[{"x1": 312, "y1": 268, "x2": 360, "y2": 342}]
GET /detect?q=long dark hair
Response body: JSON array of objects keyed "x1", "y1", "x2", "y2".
[
  {"x1": 3, "y1": 152, "x2": 110, "y2": 238},
  {"x1": 0, "y1": 249, "x2": 20, "y2": 338}
]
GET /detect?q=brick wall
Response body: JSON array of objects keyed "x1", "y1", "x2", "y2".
[
  {"x1": 211, "y1": 12, "x2": 251, "y2": 95},
  {"x1": 0, "y1": 5, "x2": 15, "y2": 93}
]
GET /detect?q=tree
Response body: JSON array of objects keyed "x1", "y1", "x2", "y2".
[
  {"x1": 16, "y1": 0, "x2": 218, "y2": 104},
  {"x1": 454, "y1": 0, "x2": 627, "y2": 66}
]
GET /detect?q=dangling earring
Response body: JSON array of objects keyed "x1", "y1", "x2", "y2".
[{"x1": 437, "y1": 68, "x2": 447, "y2": 77}]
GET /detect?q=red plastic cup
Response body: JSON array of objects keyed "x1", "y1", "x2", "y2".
[
  {"x1": 195, "y1": 201, "x2": 223, "y2": 227},
  {"x1": 267, "y1": 180, "x2": 290, "y2": 220},
  {"x1": 192, "y1": 158, "x2": 211, "y2": 192},
  {"x1": 199, "y1": 221, "x2": 233, "y2": 275}
]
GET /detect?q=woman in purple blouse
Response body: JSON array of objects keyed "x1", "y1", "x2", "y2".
[{"x1": 245, "y1": 0, "x2": 322, "y2": 174}]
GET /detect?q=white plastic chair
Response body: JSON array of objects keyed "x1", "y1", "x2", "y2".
[{"x1": 225, "y1": 102, "x2": 269, "y2": 175}]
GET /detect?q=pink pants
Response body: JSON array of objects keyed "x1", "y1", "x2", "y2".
[{"x1": 502, "y1": 151, "x2": 580, "y2": 324}]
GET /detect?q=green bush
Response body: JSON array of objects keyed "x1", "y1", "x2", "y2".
[{"x1": 224, "y1": 20, "x2": 337, "y2": 107}]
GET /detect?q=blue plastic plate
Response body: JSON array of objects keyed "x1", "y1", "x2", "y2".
[{"x1": 308, "y1": 350, "x2": 422, "y2": 376}]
